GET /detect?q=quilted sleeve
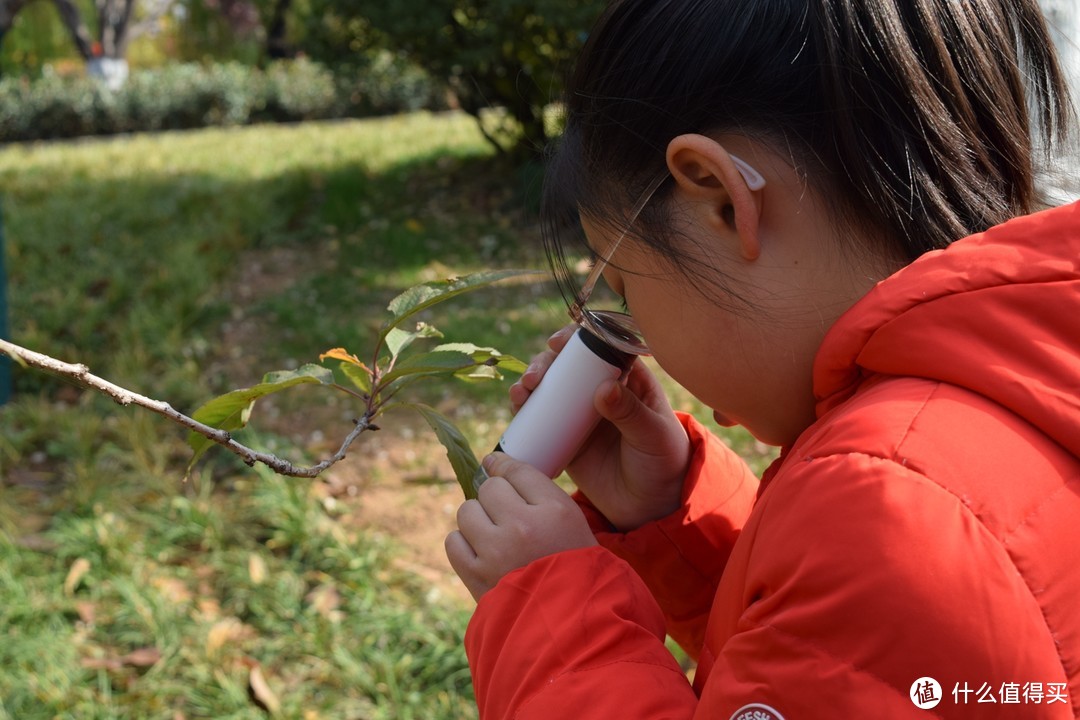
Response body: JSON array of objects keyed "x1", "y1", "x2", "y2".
[
  {"x1": 576, "y1": 413, "x2": 760, "y2": 657},
  {"x1": 465, "y1": 546, "x2": 698, "y2": 720}
]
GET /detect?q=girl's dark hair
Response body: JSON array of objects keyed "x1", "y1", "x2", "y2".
[{"x1": 543, "y1": 0, "x2": 1073, "y2": 301}]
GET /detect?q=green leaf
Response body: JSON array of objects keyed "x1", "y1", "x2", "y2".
[
  {"x1": 380, "y1": 269, "x2": 541, "y2": 339},
  {"x1": 259, "y1": 365, "x2": 335, "y2": 386},
  {"x1": 385, "y1": 322, "x2": 443, "y2": 361},
  {"x1": 338, "y1": 362, "x2": 372, "y2": 395},
  {"x1": 454, "y1": 364, "x2": 502, "y2": 382},
  {"x1": 433, "y1": 342, "x2": 528, "y2": 375},
  {"x1": 186, "y1": 364, "x2": 334, "y2": 471},
  {"x1": 379, "y1": 350, "x2": 477, "y2": 387},
  {"x1": 398, "y1": 403, "x2": 481, "y2": 500}
]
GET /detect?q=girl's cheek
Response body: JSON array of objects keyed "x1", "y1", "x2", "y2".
[{"x1": 600, "y1": 266, "x2": 625, "y2": 297}]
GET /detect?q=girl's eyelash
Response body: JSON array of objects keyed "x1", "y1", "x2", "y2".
[{"x1": 620, "y1": 298, "x2": 629, "y2": 313}]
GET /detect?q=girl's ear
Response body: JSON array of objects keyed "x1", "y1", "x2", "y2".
[{"x1": 665, "y1": 134, "x2": 765, "y2": 261}]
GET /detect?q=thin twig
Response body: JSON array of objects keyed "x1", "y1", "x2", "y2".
[{"x1": 0, "y1": 338, "x2": 370, "y2": 478}]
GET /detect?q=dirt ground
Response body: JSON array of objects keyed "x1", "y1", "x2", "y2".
[{"x1": 320, "y1": 422, "x2": 475, "y2": 607}]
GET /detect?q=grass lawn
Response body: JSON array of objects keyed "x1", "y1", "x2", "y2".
[{"x1": 0, "y1": 112, "x2": 776, "y2": 718}]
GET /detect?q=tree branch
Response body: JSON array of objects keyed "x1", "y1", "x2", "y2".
[
  {"x1": 124, "y1": 0, "x2": 175, "y2": 50},
  {"x1": 0, "y1": 338, "x2": 369, "y2": 478},
  {"x1": 51, "y1": 0, "x2": 94, "y2": 61}
]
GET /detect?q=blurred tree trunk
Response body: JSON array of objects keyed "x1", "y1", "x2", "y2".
[
  {"x1": 96, "y1": 0, "x2": 136, "y2": 58},
  {"x1": 266, "y1": 0, "x2": 291, "y2": 59},
  {"x1": 50, "y1": 0, "x2": 94, "y2": 60},
  {"x1": 0, "y1": 0, "x2": 173, "y2": 64}
]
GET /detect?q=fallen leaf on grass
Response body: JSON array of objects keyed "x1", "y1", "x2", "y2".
[
  {"x1": 64, "y1": 558, "x2": 91, "y2": 596},
  {"x1": 75, "y1": 601, "x2": 96, "y2": 625},
  {"x1": 123, "y1": 647, "x2": 163, "y2": 666},
  {"x1": 195, "y1": 597, "x2": 222, "y2": 622},
  {"x1": 248, "y1": 553, "x2": 267, "y2": 585},
  {"x1": 206, "y1": 617, "x2": 255, "y2": 657},
  {"x1": 81, "y1": 646, "x2": 161, "y2": 671},
  {"x1": 305, "y1": 584, "x2": 343, "y2": 623},
  {"x1": 152, "y1": 576, "x2": 194, "y2": 604},
  {"x1": 247, "y1": 663, "x2": 281, "y2": 715}
]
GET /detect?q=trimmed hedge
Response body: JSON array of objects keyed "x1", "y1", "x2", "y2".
[{"x1": 0, "y1": 56, "x2": 443, "y2": 143}]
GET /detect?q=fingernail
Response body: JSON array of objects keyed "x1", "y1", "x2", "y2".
[
  {"x1": 482, "y1": 453, "x2": 496, "y2": 471},
  {"x1": 548, "y1": 326, "x2": 572, "y2": 342}
]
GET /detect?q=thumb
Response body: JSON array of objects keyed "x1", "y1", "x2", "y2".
[
  {"x1": 482, "y1": 450, "x2": 535, "y2": 480},
  {"x1": 595, "y1": 379, "x2": 662, "y2": 444}
]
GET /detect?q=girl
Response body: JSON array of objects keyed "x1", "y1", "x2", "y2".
[{"x1": 445, "y1": 0, "x2": 1080, "y2": 717}]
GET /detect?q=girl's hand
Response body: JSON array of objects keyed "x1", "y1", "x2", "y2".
[
  {"x1": 509, "y1": 325, "x2": 692, "y2": 532},
  {"x1": 445, "y1": 453, "x2": 597, "y2": 602}
]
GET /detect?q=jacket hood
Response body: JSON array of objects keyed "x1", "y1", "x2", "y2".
[{"x1": 814, "y1": 201, "x2": 1080, "y2": 457}]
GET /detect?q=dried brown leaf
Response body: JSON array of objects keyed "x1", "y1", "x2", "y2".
[
  {"x1": 248, "y1": 664, "x2": 281, "y2": 715},
  {"x1": 318, "y1": 347, "x2": 370, "y2": 372},
  {"x1": 75, "y1": 601, "x2": 96, "y2": 625},
  {"x1": 248, "y1": 554, "x2": 267, "y2": 586},
  {"x1": 206, "y1": 617, "x2": 254, "y2": 657},
  {"x1": 64, "y1": 558, "x2": 91, "y2": 597},
  {"x1": 80, "y1": 646, "x2": 160, "y2": 671},
  {"x1": 305, "y1": 584, "x2": 342, "y2": 622},
  {"x1": 152, "y1": 576, "x2": 194, "y2": 604},
  {"x1": 120, "y1": 646, "x2": 162, "y2": 667}
]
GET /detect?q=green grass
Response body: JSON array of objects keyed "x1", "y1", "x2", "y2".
[
  {"x1": 0, "y1": 463, "x2": 475, "y2": 719},
  {"x1": 0, "y1": 112, "x2": 776, "y2": 718}
]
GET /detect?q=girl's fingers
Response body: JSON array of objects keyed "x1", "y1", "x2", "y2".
[
  {"x1": 474, "y1": 474, "x2": 528, "y2": 525},
  {"x1": 509, "y1": 348, "x2": 558, "y2": 413},
  {"x1": 521, "y1": 350, "x2": 556, "y2": 390},
  {"x1": 594, "y1": 377, "x2": 686, "y2": 457},
  {"x1": 444, "y1": 531, "x2": 485, "y2": 602},
  {"x1": 595, "y1": 379, "x2": 652, "y2": 438},
  {"x1": 444, "y1": 529, "x2": 476, "y2": 565},
  {"x1": 483, "y1": 453, "x2": 561, "y2": 505},
  {"x1": 455, "y1": 498, "x2": 493, "y2": 546},
  {"x1": 624, "y1": 360, "x2": 669, "y2": 411},
  {"x1": 546, "y1": 324, "x2": 577, "y2": 352},
  {"x1": 509, "y1": 381, "x2": 530, "y2": 414}
]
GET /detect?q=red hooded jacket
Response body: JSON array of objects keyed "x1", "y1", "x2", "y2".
[{"x1": 465, "y1": 201, "x2": 1080, "y2": 718}]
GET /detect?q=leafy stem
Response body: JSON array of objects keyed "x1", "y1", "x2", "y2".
[
  {"x1": 0, "y1": 338, "x2": 374, "y2": 478},
  {"x1": 2, "y1": 270, "x2": 543, "y2": 499}
]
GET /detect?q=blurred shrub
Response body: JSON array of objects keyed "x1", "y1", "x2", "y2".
[
  {"x1": 0, "y1": 57, "x2": 444, "y2": 143},
  {"x1": 337, "y1": 50, "x2": 444, "y2": 116},
  {"x1": 259, "y1": 57, "x2": 339, "y2": 121},
  {"x1": 296, "y1": 0, "x2": 607, "y2": 158}
]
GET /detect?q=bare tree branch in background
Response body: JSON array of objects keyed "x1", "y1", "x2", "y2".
[
  {"x1": 265, "y1": 0, "x2": 292, "y2": 58},
  {"x1": 50, "y1": 0, "x2": 95, "y2": 60},
  {"x1": 0, "y1": 0, "x2": 174, "y2": 64},
  {"x1": 124, "y1": 0, "x2": 175, "y2": 52}
]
